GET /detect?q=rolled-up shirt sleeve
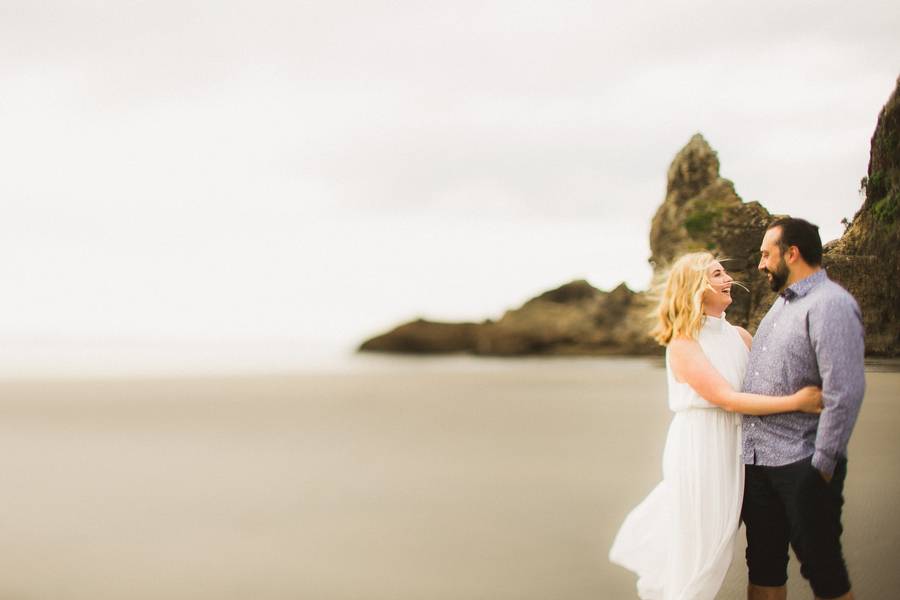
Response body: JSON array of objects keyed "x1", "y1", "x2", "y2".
[{"x1": 809, "y1": 294, "x2": 866, "y2": 476}]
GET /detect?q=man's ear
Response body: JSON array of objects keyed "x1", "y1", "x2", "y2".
[{"x1": 784, "y1": 245, "x2": 800, "y2": 265}]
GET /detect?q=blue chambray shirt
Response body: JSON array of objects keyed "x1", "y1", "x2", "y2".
[{"x1": 742, "y1": 269, "x2": 865, "y2": 476}]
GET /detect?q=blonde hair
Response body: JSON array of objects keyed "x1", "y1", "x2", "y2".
[{"x1": 650, "y1": 252, "x2": 719, "y2": 346}]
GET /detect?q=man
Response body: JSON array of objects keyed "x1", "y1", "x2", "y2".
[{"x1": 741, "y1": 217, "x2": 865, "y2": 600}]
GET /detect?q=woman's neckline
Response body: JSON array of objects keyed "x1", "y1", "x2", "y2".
[{"x1": 703, "y1": 312, "x2": 727, "y2": 331}]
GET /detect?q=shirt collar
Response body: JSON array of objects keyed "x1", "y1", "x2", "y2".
[{"x1": 780, "y1": 269, "x2": 827, "y2": 301}]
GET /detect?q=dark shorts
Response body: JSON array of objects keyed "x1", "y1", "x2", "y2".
[{"x1": 741, "y1": 455, "x2": 850, "y2": 599}]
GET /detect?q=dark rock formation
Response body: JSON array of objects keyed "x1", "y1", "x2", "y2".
[
  {"x1": 648, "y1": 133, "x2": 778, "y2": 331},
  {"x1": 359, "y1": 78, "x2": 900, "y2": 357},
  {"x1": 823, "y1": 77, "x2": 900, "y2": 356},
  {"x1": 471, "y1": 280, "x2": 659, "y2": 356},
  {"x1": 359, "y1": 319, "x2": 482, "y2": 353},
  {"x1": 359, "y1": 281, "x2": 658, "y2": 356}
]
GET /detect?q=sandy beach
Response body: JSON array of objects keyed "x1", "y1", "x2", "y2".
[{"x1": 0, "y1": 357, "x2": 897, "y2": 599}]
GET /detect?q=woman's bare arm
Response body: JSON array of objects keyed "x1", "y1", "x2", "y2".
[
  {"x1": 736, "y1": 327, "x2": 752, "y2": 350},
  {"x1": 668, "y1": 338, "x2": 820, "y2": 415}
]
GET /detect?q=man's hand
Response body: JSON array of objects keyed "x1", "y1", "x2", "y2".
[{"x1": 819, "y1": 469, "x2": 833, "y2": 483}]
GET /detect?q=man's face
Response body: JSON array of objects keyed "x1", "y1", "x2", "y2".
[{"x1": 759, "y1": 227, "x2": 790, "y2": 292}]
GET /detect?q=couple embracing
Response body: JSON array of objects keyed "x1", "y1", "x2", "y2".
[{"x1": 610, "y1": 217, "x2": 865, "y2": 600}]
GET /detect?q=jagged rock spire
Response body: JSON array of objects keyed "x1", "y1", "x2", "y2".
[
  {"x1": 665, "y1": 133, "x2": 722, "y2": 207},
  {"x1": 649, "y1": 133, "x2": 765, "y2": 272},
  {"x1": 647, "y1": 133, "x2": 775, "y2": 327}
]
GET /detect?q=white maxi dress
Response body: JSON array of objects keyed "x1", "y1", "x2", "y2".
[{"x1": 609, "y1": 315, "x2": 748, "y2": 600}]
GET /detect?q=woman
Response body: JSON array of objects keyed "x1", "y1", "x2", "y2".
[{"x1": 608, "y1": 252, "x2": 821, "y2": 600}]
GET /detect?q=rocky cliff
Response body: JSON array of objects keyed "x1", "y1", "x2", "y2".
[
  {"x1": 823, "y1": 77, "x2": 900, "y2": 355},
  {"x1": 360, "y1": 78, "x2": 900, "y2": 357}
]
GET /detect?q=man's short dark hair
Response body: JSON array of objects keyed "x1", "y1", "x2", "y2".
[{"x1": 768, "y1": 217, "x2": 823, "y2": 266}]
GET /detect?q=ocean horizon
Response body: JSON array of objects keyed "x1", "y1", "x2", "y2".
[
  {"x1": 3, "y1": 338, "x2": 897, "y2": 380},
  {"x1": 0, "y1": 337, "x2": 674, "y2": 379}
]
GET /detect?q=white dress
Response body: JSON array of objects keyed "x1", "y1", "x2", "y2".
[{"x1": 609, "y1": 315, "x2": 748, "y2": 600}]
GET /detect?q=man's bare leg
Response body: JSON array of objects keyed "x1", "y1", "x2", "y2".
[
  {"x1": 748, "y1": 584, "x2": 786, "y2": 600},
  {"x1": 816, "y1": 593, "x2": 854, "y2": 600}
]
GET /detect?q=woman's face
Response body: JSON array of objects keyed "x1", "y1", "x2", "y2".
[{"x1": 703, "y1": 261, "x2": 734, "y2": 310}]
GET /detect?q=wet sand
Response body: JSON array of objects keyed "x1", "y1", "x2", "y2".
[{"x1": 0, "y1": 358, "x2": 896, "y2": 599}]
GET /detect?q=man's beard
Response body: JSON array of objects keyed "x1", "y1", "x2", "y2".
[{"x1": 765, "y1": 258, "x2": 790, "y2": 292}]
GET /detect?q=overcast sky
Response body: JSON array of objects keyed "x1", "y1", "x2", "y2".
[{"x1": 1, "y1": 1, "x2": 898, "y2": 371}]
